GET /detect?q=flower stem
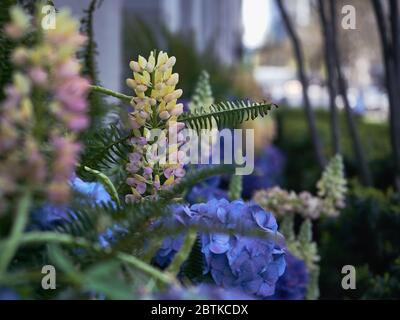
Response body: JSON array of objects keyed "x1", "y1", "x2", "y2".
[
  {"x1": 117, "y1": 252, "x2": 178, "y2": 286},
  {"x1": 90, "y1": 85, "x2": 133, "y2": 102},
  {"x1": 0, "y1": 230, "x2": 178, "y2": 287},
  {"x1": 0, "y1": 190, "x2": 32, "y2": 275}
]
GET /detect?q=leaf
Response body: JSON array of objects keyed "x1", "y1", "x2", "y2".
[
  {"x1": 82, "y1": 165, "x2": 121, "y2": 205},
  {"x1": 180, "y1": 100, "x2": 277, "y2": 131},
  {"x1": 181, "y1": 234, "x2": 204, "y2": 282},
  {"x1": 166, "y1": 230, "x2": 197, "y2": 275},
  {"x1": 79, "y1": 124, "x2": 132, "y2": 171}
]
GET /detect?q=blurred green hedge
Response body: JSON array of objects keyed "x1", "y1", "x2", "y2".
[
  {"x1": 318, "y1": 184, "x2": 400, "y2": 299},
  {"x1": 275, "y1": 108, "x2": 393, "y2": 191}
]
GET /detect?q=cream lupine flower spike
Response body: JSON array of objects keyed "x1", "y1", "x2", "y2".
[{"x1": 125, "y1": 51, "x2": 186, "y2": 203}]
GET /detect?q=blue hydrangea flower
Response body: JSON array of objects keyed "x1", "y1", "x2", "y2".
[
  {"x1": 187, "y1": 185, "x2": 228, "y2": 203},
  {"x1": 30, "y1": 204, "x2": 70, "y2": 230},
  {"x1": 30, "y1": 177, "x2": 113, "y2": 231},
  {"x1": 71, "y1": 177, "x2": 112, "y2": 204},
  {"x1": 269, "y1": 252, "x2": 309, "y2": 300},
  {"x1": 0, "y1": 287, "x2": 19, "y2": 300},
  {"x1": 154, "y1": 284, "x2": 255, "y2": 300},
  {"x1": 152, "y1": 205, "x2": 193, "y2": 269},
  {"x1": 190, "y1": 199, "x2": 286, "y2": 298},
  {"x1": 243, "y1": 145, "x2": 285, "y2": 198}
]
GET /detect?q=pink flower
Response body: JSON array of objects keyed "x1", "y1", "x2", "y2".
[{"x1": 28, "y1": 67, "x2": 47, "y2": 85}]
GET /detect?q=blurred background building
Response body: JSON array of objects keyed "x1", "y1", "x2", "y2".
[{"x1": 54, "y1": 0, "x2": 388, "y2": 122}]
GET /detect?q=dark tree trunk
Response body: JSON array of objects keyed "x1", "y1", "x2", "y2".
[
  {"x1": 372, "y1": 0, "x2": 400, "y2": 190},
  {"x1": 329, "y1": 0, "x2": 372, "y2": 186},
  {"x1": 276, "y1": 0, "x2": 326, "y2": 169},
  {"x1": 318, "y1": 0, "x2": 340, "y2": 155}
]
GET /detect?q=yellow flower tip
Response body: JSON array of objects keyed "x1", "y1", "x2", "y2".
[
  {"x1": 157, "y1": 51, "x2": 168, "y2": 67},
  {"x1": 146, "y1": 52, "x2": 156, "y2": 72},
  {"x1": 126, "y1": 78, "x2": 137, "y2": 89},
  {"x1": 164, "y1": 175, "x2": 175, "y2": 186},
  {"x1": 166, "y1": 73, "x2": 179, "y2": 86},
  {"x1": 164, "y1": 89, "x2": 183, "y2": 103},
  {"x1": 138, "y1": 55, "x2": 147, "y2": 69},
  {"x1": 166, "y1": 56, "x2": 176, "y2": 68}
]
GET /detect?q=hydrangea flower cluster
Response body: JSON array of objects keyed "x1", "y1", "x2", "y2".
[
  {"x1": 268, "y1": 252, "x2": 309, "y2": 300},
  {"x1": 253, "y1": 155, "x2": 347, "y2": 219},
  {"x1": 153, "y1": 284, "x2": 254, "y2": 300},
  {"x1": 30, "y1": 177, "x2": 112, "y2": 231},
  {"x1": 153, "y1": 199, "x2": 286, "y2": 298},
  {"x1": 0, "y1": 7, "x2": 89, "y2": 212},
  {"x1": 125, "y1": 51, "x2": 186, "y2": 202}
]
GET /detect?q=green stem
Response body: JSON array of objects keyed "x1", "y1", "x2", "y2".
[
  {"x1": 0, "y1": 190, "x2": 31, "y2": 275},
  {"x1": 0, "y1": 232, "x2": 95, "y2": 251},
  {"x1": 117, "y1": 252, "x2": 177, "y2": 286},
  {"x1": 166, "y1": 230, "x2": 197, "y2": 275},
  {"x1": 90, "y1": 85, "x2": 133, "y2": 102},
  {"x1": 0, "y1": 231, "x2": 177, "y2": 287}
]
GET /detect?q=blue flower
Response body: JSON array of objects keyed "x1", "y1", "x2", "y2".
[
  {"x1": 0, "y1": 287, "x2": 19, "y2": 300},
  {"x1": 187, "y1": 185, "x2": 228, "y2": 203},
  {"x1": 268, "y1": 252, "x2": 309, "y2": 300},
  {"x1": 71, "y1": 177, "x2": 112, "y2": 204},
  {"x1": 154, "y1": 284, "x2": 255, "y2": 300},
  {"x1": 30, "y1": 177, "x2": 113, "y2": 231},
  {"x1": 30, "y1": 204, "x2": 69, "y2": 230},
  {"x1": 243, "y1": 145, "x2": 285, "y2": 198},
  {"x1": 152, "y1": 199, "x2": 286, "y2": 298},
  {"x1": 152, "y1": 205, "x2": 193, "y2": 269},
  {"x1": 193, "y1": 199, "x2": 286, "y2": 298}
]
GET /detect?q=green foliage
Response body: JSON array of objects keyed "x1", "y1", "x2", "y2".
[
  {"x1": 181, "y1": 235, "x2": 204, "y2": 282},
  {"x1": 362, "y1": 258, "x2": 400, "y2": 299},
  {"x1": 319, "y1": 184, "x2": 400, "y2": 299},
  {"x1": 189, "y1": 70, "x2": 214, "y2": 113},
  {"x1": 79, "y1": 124, "x2": 132, "y2": 172},
  {"x1": 276, "y1": 108, "x2": 392, "y2": 191},
  {"x1": 81, "y1": 165, "x2": 121, "y2": 205},
  {"x1": 281, "y1": 215, "x2": 320, "y2": 300},
  {"x1": 180, "y1": 101, "x2": 276, "y2": 132},
  {"x1": 166, "y1": 230, "x2": 197, "y2": 275},
  {"x1": 228, "y1": 174, "x2": 243, "y2": 200}
]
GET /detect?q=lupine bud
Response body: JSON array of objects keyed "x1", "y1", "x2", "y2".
[
  {"x1": 126, "y1": 78, "x2": 137, "y2": 89},
  {"x1": 159, "y1": 111, "x2": 170, "y2": 120},
  {"x1": 165, "y1": 56, "x2": 176, "y2": 69},
  {"x1": 136, "y1": 84, "x2": 148, "y2": 92},
  {"x1": 164, "y1": 89, "x2": 183, "y2": 103},
  {"x1": 130, "y1": 60, "x2": 141, "y2": 72},
  {"x1": 166, "y1": 73, "x2": 179, "y2": 86},
  {"x1": 146, "y1": 52, "x2": 155, "y2": 72},
  {"x1": 170, "y1": 103, "x2": 183, "y2": 116},
  {"x1": 138, "y1": 55, "x2": 147, "y2": 69}
]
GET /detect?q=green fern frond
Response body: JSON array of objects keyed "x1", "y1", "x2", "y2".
[
  {"x1": 79, "y1": 124, "x2": 132, "y2": 171},
  {"x1": 181, "y1": 235, "x2": 204, "y2": 282},
  {"x1": 179, "y1": 100, "x2": 277, "y2": 131}
]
